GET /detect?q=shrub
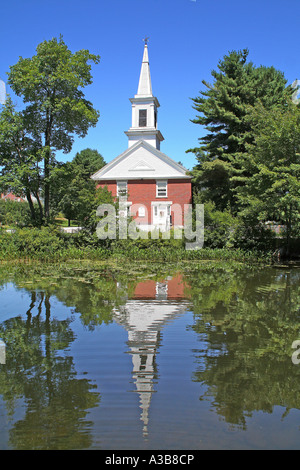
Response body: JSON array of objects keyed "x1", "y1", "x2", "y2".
[
  {"x1": 11, "y1": 226, "x2": 65, "y2": 257},
  {"x1": 0, "y1": 199, "x2": 32, "y2": 227},
  {"x1": 203, "y1": 201, "x2": 237, "y2": 248}
]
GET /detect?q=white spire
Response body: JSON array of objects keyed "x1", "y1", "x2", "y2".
[
  {"x1": 126, "y1": 39, "x2": 164, "y2": 149},
  {"x1": 136, "y1": 39, "x2": 153, "y2": 97}
]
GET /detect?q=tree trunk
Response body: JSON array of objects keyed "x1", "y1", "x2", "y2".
[
  {"x1": 284, "y1": 206, "x2": 292, "y2": 257},
  {"x1": 25, "y1": 189, "x2": 36, "y2": 224},
  {"x1": 33, "y1": 191, "x2": 44, "y2": 225},
  {"x1": 44, "y1": 148, "x2": 50, "y2": 221},
  {"x1": 44, "y1": 105, "x2": 53, "y2": 222}
]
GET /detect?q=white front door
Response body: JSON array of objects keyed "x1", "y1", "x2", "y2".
[{"x1": 152, "y1": 204, "x2": 170, "y2": 230}]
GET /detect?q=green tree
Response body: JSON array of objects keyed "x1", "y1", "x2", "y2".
[
  {"x1": 71, "y1": 148, "x2": 105, "y2": 180},
  {"x1": 51, "y1": 148, "x2": 106, "y2": 226},
  {"x1": 7, "y1": 36, "x2": 100, "y2": 221},
  {"x1": 84, "y1": 184, "x2": 117, "y2": 232},
  {"x1": 0, "y1": 97, "x2": 39, "y2": 221},
  {"x1": 188, "y1": 49, "x2": 291, "y2": 211},
  {"x1": 0, "y1": 96, "x2": 44, "y2": 223},
  {"x1": 234, "y1": 100, "x2": 300, "y2": 254},
  {"x1": 193, "y1": 195, "x2": 237, "y2": 248}
]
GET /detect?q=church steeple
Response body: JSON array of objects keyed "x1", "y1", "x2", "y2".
[
  {"x1": 136, "y1": 38, "x2": 152, "y2": 97},
  {"x1": 125, "y1": 39, "x2": 164, "y2": 150}
]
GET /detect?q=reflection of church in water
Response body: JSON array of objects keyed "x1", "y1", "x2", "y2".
[{"x1": 113, "y1": 275, "x2": 190, "y2": 438}]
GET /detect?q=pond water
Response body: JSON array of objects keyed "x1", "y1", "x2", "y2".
[{"x1": 0, "y1": 260, "x2": 299, "y2": 450}]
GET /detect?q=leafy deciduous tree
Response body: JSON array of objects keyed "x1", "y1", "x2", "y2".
[
  {"x1": 51, "y1": 148, "x2": 106, "y2": 226},
  {"x1": 234, "y1": 100, "x2": 300, "y2": 253},
  {"x1": 7, "y1": 36, "x2": 100, "y2": 220},
  {"x1": 0, "y1": 96, "x2": 43, "y2": 223}
]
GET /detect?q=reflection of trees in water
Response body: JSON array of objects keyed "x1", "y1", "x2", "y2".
[
  {"x1": 0, "y1": 264, "x2": 191, "y2": 447},
  {"x1": 187, "y1": 266, "x2": 300, "y2": 429},
  {"x1": 0, "y1": 264, "x2": 175, "y2": 449},
  {"x1": 0, "y1": 290, "x2": 100, "y2": 450},
  {"x1": 0, "y1": 262, "x2": 300, "y2": 442}
]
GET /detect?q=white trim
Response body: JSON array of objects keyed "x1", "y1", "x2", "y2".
[
  {"x1": 151, "y1": 201, "x2": 173, "y2": 205},
  {"x1": 96, "y1": 175, "x2": 190, "y2": 181},
  {"x1": 90, "y1": 140, "x2": 190, "y2": 181},
  {"x1": 128, "y1": 160, "x2": 155, "y2": 172}
]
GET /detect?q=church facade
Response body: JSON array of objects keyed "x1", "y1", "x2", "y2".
[{"x1": 91, "y1": 41, "x2": 192, "y2": 231}]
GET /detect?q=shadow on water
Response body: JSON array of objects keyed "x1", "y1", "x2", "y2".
[{"x1": 0, "y1": 260, "x2": 299, "y2": 449}]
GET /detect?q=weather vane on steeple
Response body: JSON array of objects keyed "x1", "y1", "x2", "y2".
[{"x1": 143, "y1": 37, "x2": 149, "y2": 45}]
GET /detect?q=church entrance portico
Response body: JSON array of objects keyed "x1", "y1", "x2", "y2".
[{"x1": 152, "y1": 202, "x2": 171, "y2": 231}]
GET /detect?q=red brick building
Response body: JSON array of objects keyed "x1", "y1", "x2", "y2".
[
  {"x1": 1, "y1": 192, "x2": 25, "y2": 203},
  {"x1": 132, "y1": 274, "x2": 189, "y2": 300},
  {"x1": 91, "y1": 41, "x2": 192, "y2": 231}
]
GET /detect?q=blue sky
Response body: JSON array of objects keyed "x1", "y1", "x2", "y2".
[{"x1": 0, "y1": 0, "x2": 299, "y2": 170}]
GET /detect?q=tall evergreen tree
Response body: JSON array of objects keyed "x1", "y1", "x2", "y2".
[{"x1": 188, "y1": 49, "x2": 291, "y2": 211}]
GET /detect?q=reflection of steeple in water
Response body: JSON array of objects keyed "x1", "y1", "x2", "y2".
[
  {"x1": 113, "y1": 275, "x2": 189, "y2": 438},
  {"x1": 127, "y1": 314, "x2": 160, "y2": 438}
]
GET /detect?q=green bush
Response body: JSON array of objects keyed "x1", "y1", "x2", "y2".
[
  {"x1": 203, "y1": 201, "x2": 237, "y2": 248},
  {"x1": 0, "y1": 200, "x2": 32, "y2": 227},
  {"x1": 0, "y1": 225, "x2": 111, "y2": 260},
  {"x1": 0, "y1": 224, "x2": 272, "y2": 263},
  {"x1": 11, "y1": 226, "x2": 65, "y2": 257},
  {"x1": 0, "y1": 230, "x2": 19, "y2": 258},
  {"x1": 232, "y1": 218, "x2": 277, "y2": 252}
]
